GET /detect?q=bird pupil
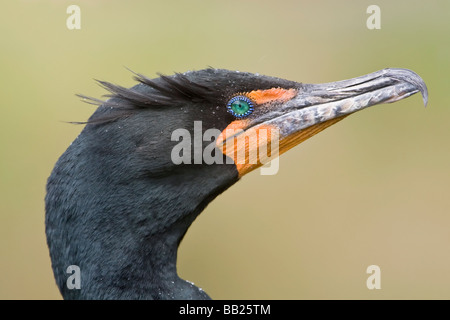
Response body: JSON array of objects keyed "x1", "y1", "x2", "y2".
[{"x1": 231, "y1": 100, "x2": 249, "y2": 115}]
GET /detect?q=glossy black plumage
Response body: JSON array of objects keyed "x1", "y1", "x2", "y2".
[
  {"x1": 45, "y1": 69, "x2": 299, "y2": 299},
  {"x1": 45, "y1": 68, "x2": 427, "y2": 299}
]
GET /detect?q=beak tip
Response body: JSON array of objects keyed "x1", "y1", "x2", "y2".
[
  {"x1": 421, "y1": 87, "x2": 429, "y2": 107},
  {"x1": 387, "y1": 68, "x2": 428, "y2": 107},
  {"x1": 423, "y1": 95, "x2": 428, "y2": 107}
]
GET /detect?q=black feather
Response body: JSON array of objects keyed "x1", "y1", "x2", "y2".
[{"x1": 76, "y1": 68, "x2": 298, "y2": 125}]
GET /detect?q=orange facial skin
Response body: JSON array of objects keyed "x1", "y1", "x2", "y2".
[
  {"x1": 246, "y1": 88, "x2": 297, "y2": 105},
  {"x1": 217, "y1": 88, "x2": 298, "y2": 177}
]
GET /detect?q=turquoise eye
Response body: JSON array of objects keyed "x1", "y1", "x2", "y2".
[{"x1": 227, "y1": 96, "x2": 254, "y2": 118}]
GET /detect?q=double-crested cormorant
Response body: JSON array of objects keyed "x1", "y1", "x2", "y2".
[{"x1": 45, "y1": 68, "x2": 427, "y2": 299}]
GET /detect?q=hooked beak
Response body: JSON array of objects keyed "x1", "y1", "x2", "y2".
[
  {"x1": 267, "y1": 68, "x2": 428, "y2": 156},
  {"x1": 218, "y1": 68, "x2": 428, "y2": 176}
]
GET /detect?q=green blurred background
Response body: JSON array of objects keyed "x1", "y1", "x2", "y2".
[{"x1": 1, "y1": 0, "x2": 449, "y2": 299}]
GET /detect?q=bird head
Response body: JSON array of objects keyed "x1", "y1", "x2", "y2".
[
  {"x1": 86, "y1": 67, "x2": 427, "y2": 178},
  {"x1": 47, "y1": 67, "x2": 427, "y2": 299}
]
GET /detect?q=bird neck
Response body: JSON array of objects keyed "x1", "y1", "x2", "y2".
[
  {"x1": 51, "y1": 191, "x2": 212, "y2": 299},
  {"x1": 96, "y1": 214, "x2": 211, "y2": 300},
  {"x1": 46, "y1": 131, "x2": 238, "y2": 299},
  {"x1": 46, "y1": 116, "x2": 240, "y2": 299}
]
